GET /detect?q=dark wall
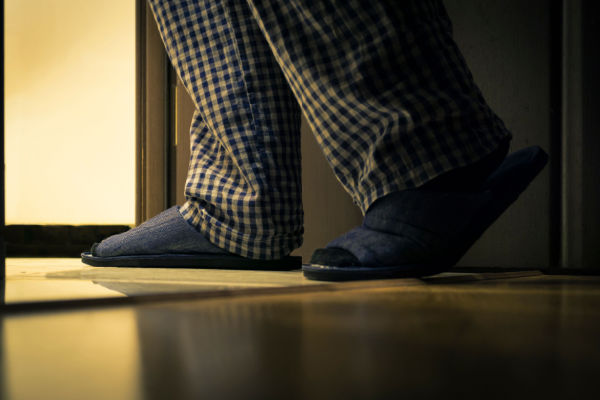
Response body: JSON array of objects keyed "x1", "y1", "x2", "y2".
[
  {"x1": 581, "y1": 1, "x2": 600, "y2": 268},
  {"x1": 445, "y1": 0, "x2": 557, "y2": 268}
]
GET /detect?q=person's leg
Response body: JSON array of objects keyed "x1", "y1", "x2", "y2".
[
  {"x1": 86, "y1": 0, "x2": 303, "y2": 265},
  {"x1": 243, "y1": 0, "x2": 546, "y2": 278},
  {"x1": 246, "y1": 0, "x2": 510, "y2": 207}
]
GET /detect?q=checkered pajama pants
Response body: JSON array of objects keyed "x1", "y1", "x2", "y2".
[{"x1": 147, "y1": 0, "x2": 511, "y2": 260}]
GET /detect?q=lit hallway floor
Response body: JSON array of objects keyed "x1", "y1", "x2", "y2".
[{"x1": 2, "y1": 259, "x2": 600, "y2": 399}]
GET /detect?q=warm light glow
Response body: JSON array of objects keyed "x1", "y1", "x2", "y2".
[
  {"x1": 5, "y1": 0, "x2": 136, "y2": 224},
  {"x1": 4, "y1": 309, "x2": 141, "y2": 399}
]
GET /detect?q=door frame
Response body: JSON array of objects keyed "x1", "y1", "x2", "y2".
[{"x1": 136, "y1": 0, "x2": 171, "y2": 225}]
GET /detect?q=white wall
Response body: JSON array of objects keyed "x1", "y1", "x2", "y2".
[{"x1": 5, "y1": 0, "x2": 135, "y2": 225}]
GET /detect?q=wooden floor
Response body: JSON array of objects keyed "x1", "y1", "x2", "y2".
[
  {"x1": 2, "y1": 258, "x2": 323, "y2": 304},
  {"x1": 1, "y1": 259, "x2": 600, "y2": 399}
]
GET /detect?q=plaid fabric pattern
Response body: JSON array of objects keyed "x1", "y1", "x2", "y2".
[
  {"x1": 148, "y1": 0, "x2": 304, "y2": 259},
  {"x1": 148, "y1": 0, "x2": 511, "y2": 259}
]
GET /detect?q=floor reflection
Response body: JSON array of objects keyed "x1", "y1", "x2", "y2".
[
  {"x1": 136, "y1": 299, "x2": 306, "y2": 399},
  {"x1": 5, "y1": 279, "x2": 126, "y2": 303},
  {"x1": 2, "y1": 258, "x2": 320, "y2": 304},
  {"x1": 2, "y1": 308, "x2": 141, "y2": 400},
  {"x1": 131, "y1": 277, "x2": 600, "y2": 399},
  {"x1": 1, "y1": 258, "x2": 542, "y2": 305},
  {"x1": 1, "y1": 274, "x2": 600, "y2": 399}
]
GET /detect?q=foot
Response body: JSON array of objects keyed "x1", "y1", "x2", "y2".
[
  {"x1": 83, "y1": 206, "x2": 302, "y2": 269},
  {"x1": 91, "y1": 206, "x2": 228, "y2": 257},
  {"x1": 305, "y1": 145, "x2": 548, "y2": 281}
]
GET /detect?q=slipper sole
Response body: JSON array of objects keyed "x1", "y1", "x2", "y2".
[
  {"x1": 81, "y1": 252, "x2": 302, "y2": 270},
  {"x1": 303, "y1": 146, "x2": 549, "y2": 281},
  {"x1": 302, "y1": 263, "x2": 449, "y2": 281}
]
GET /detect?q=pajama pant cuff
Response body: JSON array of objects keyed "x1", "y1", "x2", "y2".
[
  {"x1": 354, "y1": 126, "x2": 513, "y2": 215},
  {"x1": 179, "y1": 201, "x2": 304, "y2": 260}
]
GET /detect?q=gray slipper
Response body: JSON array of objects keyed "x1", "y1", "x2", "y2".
[
  {"x1": 81, "y1": 206, "x2": 301, "y2": 270},
  {"x1": 303, "y1": 146, "x2": 548, "y2": 280}
]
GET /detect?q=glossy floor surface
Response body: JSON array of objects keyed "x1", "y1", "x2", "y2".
[
  {"x1": 2, "y1": 258, "x2": 323, "y2": 304},
  {"x1": 2, "y1": 261, "x2": 600, "y2": 399}
]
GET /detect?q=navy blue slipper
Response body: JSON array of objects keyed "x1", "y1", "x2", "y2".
[
  {"x1": 80, "y1": 206, "x2": 301, "y2": 270},
  {"x1": 303, "y1": 146, "x2": 548, "y2": 281}
]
